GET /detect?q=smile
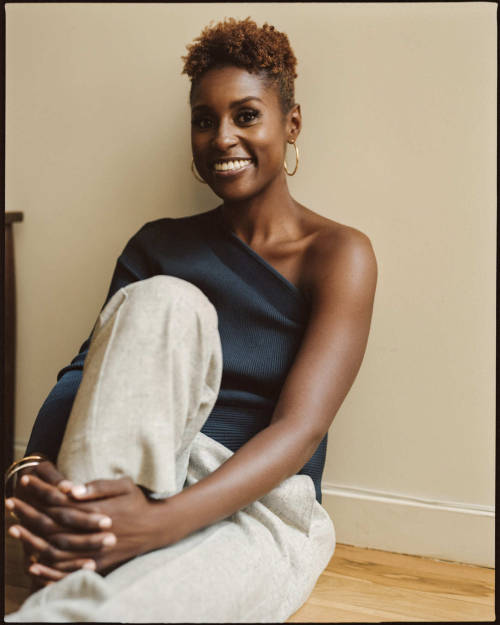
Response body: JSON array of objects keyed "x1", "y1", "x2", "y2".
[{"x1": 213, "y1": 159, "x2": 253, "y2": 173}]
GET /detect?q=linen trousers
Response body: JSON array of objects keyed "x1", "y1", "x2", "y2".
[{"x1": 7, "y1": 275, "x2": 336, "y2": 623}]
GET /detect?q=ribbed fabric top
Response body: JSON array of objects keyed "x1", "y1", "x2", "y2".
[{"x1": 27, "y1": 207, "x2": 328, "y2": 502}]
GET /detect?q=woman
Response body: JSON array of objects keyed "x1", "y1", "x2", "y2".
[{"x1": 5, "y1": 17, "x2": 377, "y2": 622}]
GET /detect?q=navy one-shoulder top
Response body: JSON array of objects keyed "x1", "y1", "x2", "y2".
[{"x1": 26, "y1": 207, "x2": 329, "y2": 502}]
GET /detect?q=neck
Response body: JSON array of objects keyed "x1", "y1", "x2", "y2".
[{"x1": 219, "y1": 175, "x2": 303, "y2": 247}]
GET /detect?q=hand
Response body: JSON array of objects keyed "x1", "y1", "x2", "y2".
[
  {"x1": 49, "y1": 476, "x2": 164, "y2": 574},
  {"x1": 9, "y1": 474, "x2": 165, "y2": 577},
  {"x1": 6, "y1": 460, "x2": 115, "y2": 588}
]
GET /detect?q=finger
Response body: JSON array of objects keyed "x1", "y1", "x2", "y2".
[
  {"x1": 21, "y1": 540, "x2": 40, "y2": 565},
  {"x1": 4, "y1": 498, "x2": 20, "y2": 525},
  {"x1": 28, "y1": 562, "x2": 68, "y2": 582},
  {"x1": 9, "y1": 524, "x2": 53, "y2": 556},
  {"x1": 50, "y1": 530, "x2": 116, "y2": 553},
  {"x1": 50, "y1": 559, "x2": 96, "y2": 573},
  {"x1": 17, "y1": 474, "x2": 69, "y2": 507},
  {"x1": 30, "y1": 560, "x2": 97, "y2": 580},
  {"x1": 6, "y1": 497, "x2": 62, "y2": 535},
  {"x1": 48, "y1": 505, "x2": 113, "y2": 531},
  {"x1": 12, "y1": 465, "x2": 39, "y2": 500},
  {"x1": 23, "y1": 553, "x2": 37, "y2": 577},
  {"x1": 7, "y1": 495, "x2": 112, "y2": 533},
  {"x1": 8, "y1": 524, "x2": 103, "y2": 562},
  {"x1": 34, "y1": 461, "x2": 74, "y2": 493},
  {"x1": 69, "y1": 477, "x2": 133, "y2": 501}
]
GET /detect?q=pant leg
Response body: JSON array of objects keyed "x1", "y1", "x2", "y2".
[
  {"x1": 8, "y1": 457, "x2": 335, "y2": 623},
  {"x1": 95, "y1": 461, "x2": 335, "y2": 623},
  {"x1": 7, "y1": 275, "x2": 336, "y2": 623},
  {"x1": 57, "y1": 274, "x2": 223, "y2": 497}
]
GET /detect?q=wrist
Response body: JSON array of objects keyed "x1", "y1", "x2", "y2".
[{"x1": 145, "y1": 491, "x2": 193, "y2": 550}]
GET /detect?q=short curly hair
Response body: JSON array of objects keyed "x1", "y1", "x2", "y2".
[{"x1": 182, "y1": 17, "x2": 298, "y2": 114}]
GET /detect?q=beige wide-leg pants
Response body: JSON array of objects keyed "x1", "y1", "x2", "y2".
[{"x1": 8, "y1": 276, "x2": 336, "y2": 623}]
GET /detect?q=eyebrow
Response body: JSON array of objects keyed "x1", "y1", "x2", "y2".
[{"x1": 192, "y1": 96, "x2": 264, "y2": 113}]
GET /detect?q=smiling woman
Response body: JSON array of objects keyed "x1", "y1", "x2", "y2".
[{"x1": 5, "y1": 17, "x2": 377, "y2": 623}]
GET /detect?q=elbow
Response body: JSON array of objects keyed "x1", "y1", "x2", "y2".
[
  {"x1": 309, "y1": 427, "x2": 328, "y2": 452},
  {"x1": 298, "y1": 422, "x2": 328, "y2": 459},
  {"x1": 270, "y1": 414, "x2": 330, "y2": 473}
]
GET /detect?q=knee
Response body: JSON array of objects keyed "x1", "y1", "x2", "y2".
[{"x1": 120, "y1": 276, "x2": 217, "y2": 322}]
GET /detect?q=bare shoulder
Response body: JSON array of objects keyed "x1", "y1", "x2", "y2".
[{"x1": 301, "y1": 212, "x2": 378, "y2": 303}]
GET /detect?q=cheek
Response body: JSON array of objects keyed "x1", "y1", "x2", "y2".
[
  {"x1": 191, "y1": 134, "x2": 202, "y2": 153},
  {"x1": 190, "y1": 136, "x2": 197, "y2": 156},
  {"x1": 252, "y1": 130, "x2": 285, "y2": 164},
  {"x1": 191, "y1": 129, "x2": 210, "y2": 150}
]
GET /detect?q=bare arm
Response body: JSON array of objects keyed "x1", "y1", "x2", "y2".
[{"x1": 152, "y1": 228, "x2": 378, "y2": 545}]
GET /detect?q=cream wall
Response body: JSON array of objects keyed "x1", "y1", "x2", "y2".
[{"x1": 6, "y1": 3, "x2": 496, "y2": 566}]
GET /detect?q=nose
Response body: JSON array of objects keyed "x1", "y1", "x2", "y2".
[{"x1": 211, "y1": 118, "x2": 238, "y2": 152}]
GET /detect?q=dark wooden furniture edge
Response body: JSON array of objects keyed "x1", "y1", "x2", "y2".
[
  {"x1": 4, "y1": 211, "x2": 24, "y2": 470},
  {"x1": 5, "y1": 212, "x2": 23, "y2": 225}
]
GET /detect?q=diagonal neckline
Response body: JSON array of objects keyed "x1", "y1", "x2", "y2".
[{"x1": 212, "y1": 206, "x2": 309, "y2": 304}]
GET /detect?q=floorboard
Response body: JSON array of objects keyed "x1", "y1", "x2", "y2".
[{"x1": 288, "y1": 543, "x2": 495, "y2": 622}]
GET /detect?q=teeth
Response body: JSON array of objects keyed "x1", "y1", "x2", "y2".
[{"x1": 214, "y1": 159, "x2": 252, "y2": 172}]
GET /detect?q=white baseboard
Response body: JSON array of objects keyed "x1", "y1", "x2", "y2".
[
  {"x1": 14, "y1": 441, "x2": 494, "y2": 568},
  {"x1": 321, "y1": 482, "x2": 495, "y2": 568}
]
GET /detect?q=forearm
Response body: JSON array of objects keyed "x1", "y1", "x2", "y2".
[{"x1": 149, "y1": 419, "x2": 322, "y2": 547}]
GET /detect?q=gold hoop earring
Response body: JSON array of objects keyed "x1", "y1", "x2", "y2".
[
  {"x1": 284, "y1": 141, "x2": 299, "y2": 176},
  {"x1": 191, "y1": 159, "x2": 207, "y2": 184}
]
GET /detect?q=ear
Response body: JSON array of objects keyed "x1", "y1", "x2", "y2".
[{"x1": 287, "y1": 103, "x2": 302, "y2": 142}]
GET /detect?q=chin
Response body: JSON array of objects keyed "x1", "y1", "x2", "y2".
[
  {"x1": 211, "y1": 176, "x2": 280, "y2": 204},
  {"x1": 211, "y1": 183, "x2": 260, "y2": 204}
]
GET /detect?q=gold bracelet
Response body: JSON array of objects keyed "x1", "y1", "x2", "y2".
[
  {"x1": 4, "y1": 454, "x2": 48, "y2": 497},
  {"x1": 5, "y1": 454, "x2": 48, "y2": 481}
]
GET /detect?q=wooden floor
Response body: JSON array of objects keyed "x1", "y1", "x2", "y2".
[
  {"x1": 288, "y1": 544, "x2": 495, "y2": 622},
  {"x1": 4, "y1": 528, "x2": 495, "y2": 621}
]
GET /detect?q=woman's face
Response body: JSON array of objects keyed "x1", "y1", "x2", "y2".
[{"x1": 190, "y1": 66, "x2": 300, "y2": 203}]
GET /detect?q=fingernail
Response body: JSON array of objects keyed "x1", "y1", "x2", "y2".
[
  {"x1": 58, "y1": 480, "x2": 73, "y2": 493},
  {"x1": 29, "y1": 565, "x2": 40, "y2": 575},
  {"x1": 9, "y1": 526, "x2": 20, "y2": 538},
  {"x1": 20, "y1": 475, "x2": 29, "y2": 486},
  {"x1": 71, "y1": 485, "x2": 87, "y2": 497},
  {"x1": 5, "y1": 498, "x2": 14, "y2": 510},
  {"x1": 82, "y1": 560, "x2": 96, "y2": 570},
  {"x1": 102, "y1": 534, "x2": 116, "y2": 546},
  {"x1": 98, "y1": 516, "x2": 112, "y2": 529}
]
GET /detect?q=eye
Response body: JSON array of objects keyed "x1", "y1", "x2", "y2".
[
  {"x1": 191, "y1": 116, "x2": 214, "y2": 130},
  {"x1": 236, "y1": 109, "x2": 260, "y2": 125}
]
